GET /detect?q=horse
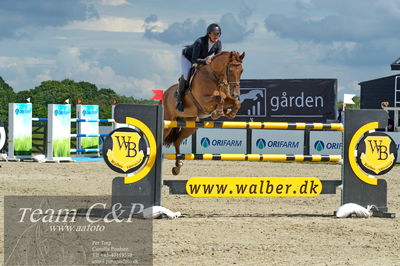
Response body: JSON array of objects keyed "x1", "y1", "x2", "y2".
[{"x1": 163, "y1": 51, "x2": 245, "y2": 175}]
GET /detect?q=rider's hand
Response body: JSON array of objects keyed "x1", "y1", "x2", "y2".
[{"x1": 206, "y1": 57, "x2": 212, "y2": 64}]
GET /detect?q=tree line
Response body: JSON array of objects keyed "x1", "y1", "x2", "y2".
[
  {"x1": 0, "y1": 77, "x2": 157, "y2": 122},
  {"x1": 0, "y1": 76, "x2": 360, "y2": 122}
]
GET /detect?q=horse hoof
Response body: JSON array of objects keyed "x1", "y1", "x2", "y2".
[
  {"x1": 172, "y1": 167, "x2": 180, "y2": 175},
  {"x1": 177, "y1": 161, "x2": 183, "y2": 167},
  {"x1": 211, "y1": 112, "x2": 220, "y2": 120}
]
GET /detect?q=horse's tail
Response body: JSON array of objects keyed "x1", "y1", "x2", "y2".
[{"x1": 163, "y1": 128, "x2": 180, "y2": 147}]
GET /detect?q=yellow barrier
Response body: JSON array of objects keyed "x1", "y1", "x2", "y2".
[
  {"x1": 165, "y1": 153, "x2": 342, "y2": 162},
  {"x1": 163, "y1": 120, "x2": 344, "y2": 131}
]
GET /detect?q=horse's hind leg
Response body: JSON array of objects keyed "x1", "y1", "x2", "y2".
[
  {"x1": 163, "y1": 128, "x2": 172, "y2": 143},
  {"x1": 171, "y1": 127, "x2": 197, "y2": 175},
  {"x1": 171, "y1": 142, "x2": 183, "y2": 175}
]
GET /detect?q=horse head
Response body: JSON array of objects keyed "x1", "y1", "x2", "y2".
[
  {"x1": 227, "y1": 51, "x2": 245, "y2": 100},
  {"x1": 210, "y1": 51, "x2": 245, "y2": 100}
]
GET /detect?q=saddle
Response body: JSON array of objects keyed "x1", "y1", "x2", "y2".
[
  {"x1": 183, "y1": 65, "x2": 214, "y2": 115},
  {"x1": 185, "y1": 65, "x2": 198, "y2": 94}
]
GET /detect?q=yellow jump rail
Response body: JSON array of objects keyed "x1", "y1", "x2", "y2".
[{"x1": 164, "y1": 120, "x2": 344, "y2": 131}]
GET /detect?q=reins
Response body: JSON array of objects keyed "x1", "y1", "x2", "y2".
[{"x1": 211, "y1": 59, "x2": 241, "y2": 98}]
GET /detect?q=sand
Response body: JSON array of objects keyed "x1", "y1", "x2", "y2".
[{"x1": 0, "y1": 160, "x2": 399, "y2": 265}]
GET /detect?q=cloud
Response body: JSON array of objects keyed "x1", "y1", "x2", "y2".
[
  {"x1": 238, "y1": 3, "x2": 253, "y2": 23},
  {"x1": 144, "y1": 10, "x2": 255, "y2": 45},
  {"x1": 98, "y1": 0, "x2": 130, "y2": 6},
  {"x1": 0, "y1": 56, "x2": 55, "y2": 68},
  {"x1": 87, "y1": 47, "x2": 180, "y2": 90},
  {"x1": 144, "y1": 17, "x2": 207, "y2": 45},
  {"x1": 265, "y1": 14, "x2": 399, "y2": 43},
  {"x1": 145, "y1": 14, "x2": 158, "y2": 24},
  {"x1": 0, "y1": 47, "x2": 178, "y2": 98},
  {"x1": 34, "y1": 69, "x2": 52, "y2": 85},
  {"x1": 65, "y1": 16, "x2": 147, "y2": 32},
  {"x1": 0, "y1": 0, "x2": 98, "y2": 39},
  {"x1": 264, "y1": 0, "x2": 400, "y2": 67},
  {"x1": 0, "y1": 56, "x2": 56, "y2": 90},
  {"x1": 92, "y1": 48, "x2": 152, "y2": 77},
  {"x1": 64, "y1": 15, "x2": 166, "y2": 33},
  {"x1": 219, "y1": 13, "x2": 255, "y2": 43},
  {"x1": 54, "y1": 47, "x2": 170, "y2": 98},
  {"x1": 320, "y1": 39, "x2": 400, "y2": 67},
  {"x1": 265, "y1": 0, "x2": 400, "y2": 43}
]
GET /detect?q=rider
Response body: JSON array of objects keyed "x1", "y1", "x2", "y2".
[{"x1": 176, "y1": 23, "x2": 222, "y2": 112}]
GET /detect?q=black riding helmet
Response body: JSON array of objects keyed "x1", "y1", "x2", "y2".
[{"x1": 207, "y1": 23, "x2": 221, "y2": 36}]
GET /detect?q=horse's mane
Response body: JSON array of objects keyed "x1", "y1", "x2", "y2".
[
  {"x1": 212, "y1": 51, "x2": 243, "y2": 62},
  {"x1": 212, "y1": 51, "x2": 231, "y2": 60}
]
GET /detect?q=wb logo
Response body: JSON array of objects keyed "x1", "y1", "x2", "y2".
[
  {"x1": 367, "y1": 139, "x2": 389, "y2": 160},
  {"x1": 106, "y1": 130, "x2": 145, "y2": 172},
  {"x1": 357, "y1": 133, "x2": 397, "y2": 175},
  {"x1": 114, "y1": 136, "x2": 137, "y2": 157}
]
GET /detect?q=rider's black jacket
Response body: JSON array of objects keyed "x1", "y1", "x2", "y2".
[{"x1": 182, "y1": 36, "x2": 222, "y2": 65}]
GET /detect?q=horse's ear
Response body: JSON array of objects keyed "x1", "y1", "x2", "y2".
[{"x1": 240, "y1": 52, "x2": 245, "y2": 60}]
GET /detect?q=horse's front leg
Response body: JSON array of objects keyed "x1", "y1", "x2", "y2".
[
  {"x1": 210, "y1": 93, "x2": 224, "y2": 120},
  {"x1": 224, "y1": 99, "x2": 241, "y2": 119},
  {"x1": 211, "y1": 101, "x2": 224, "y2": 120}
]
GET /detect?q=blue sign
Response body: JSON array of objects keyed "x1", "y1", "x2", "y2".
[
  {"x1": 200, "y1": 137, "x2": 211, "y2": 148},
  {"x1": 256, "y1": 138, "x2": 266, "y2": 149}
]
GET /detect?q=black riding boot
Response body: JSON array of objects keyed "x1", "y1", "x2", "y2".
[{"x1": 176, "y1": 75, "x2": 187, "y2": 112}]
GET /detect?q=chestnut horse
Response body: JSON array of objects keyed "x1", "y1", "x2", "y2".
[{"x1": 163, "y1": 51, "x2": 245, "y2": 175}]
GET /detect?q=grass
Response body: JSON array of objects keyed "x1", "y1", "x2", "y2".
[
  {"x1": 81, "y1": 137, "x2": 98, "y2": 149},
  {"x1": 53, "y1": 138, "x2": 70, "y2": 157},
  {"x1": 14, "y1": 136, "x2": 32, "y2": 156}
]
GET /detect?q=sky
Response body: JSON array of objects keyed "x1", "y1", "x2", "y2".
[{"x1": 0, "y1": 0, "x2": 399, "y2": 100}]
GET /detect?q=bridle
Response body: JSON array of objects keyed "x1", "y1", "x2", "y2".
[
  {"x1": 212, "y1": 59, "x2": 242, "y2": 99},
  {"x1": 225, "y1": 62, "x2": 241, "y2": 91}
]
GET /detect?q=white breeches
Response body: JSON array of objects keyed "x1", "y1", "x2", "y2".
[{"x1": 181, "y1": 55, "x2": 192, "y2": 80}]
